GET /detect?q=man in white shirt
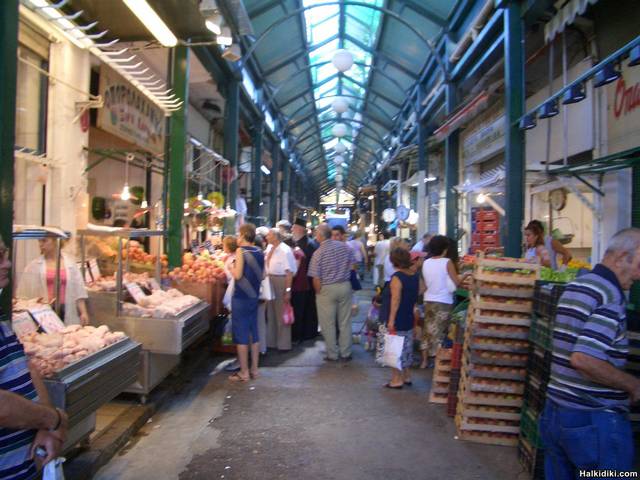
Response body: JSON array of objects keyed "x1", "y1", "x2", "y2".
[
  {"x1": 373, "y1": 231, "x2": 391, "y2": 287},
  {"x1": 411, "y1": 233, "x2": 432, "y2": 254},
  {"x1": 265, "y1": 229, "x2": 297, "y2": 351}
]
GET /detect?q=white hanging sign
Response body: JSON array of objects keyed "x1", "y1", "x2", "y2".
[{"x1": 29, "y1": 306, "x2": 65, "y2": 333}]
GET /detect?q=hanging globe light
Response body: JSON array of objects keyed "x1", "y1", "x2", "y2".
[
  {"x1": 334, "y1": 142, "x2": 347, "y2": 154},
  {"x1": 333, "y1": 155, "x2": 344, "y2": 166},
  {"x1": 332, "y1": 123, "x2": 348, "y2": 138},
  {"x1": 331, "y1": 97, "x2": 349, "y2": 114},
  {"x1": 332, "y1": 49, "x2": 354, "y2": 72},
  {"x1": 335, "y1": 174, "x2": 343, "y2": 183}
]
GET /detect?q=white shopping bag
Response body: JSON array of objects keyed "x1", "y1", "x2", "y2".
[
  {"x1": 223, "y1": 279, "x2": 235, "y2": 310},
  {"x1": 259, "y1": 277, "x2": 274, "y2": 301},
  {"x1": 381, "y1": 333, "x2": 404, "y2": 370},
  {"x1": 43, "y1": 457, "x2": 65, "y2": 480}
]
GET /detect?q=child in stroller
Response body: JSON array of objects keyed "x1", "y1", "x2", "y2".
[{"x1": 364, "y1": 292, "x2": 382, "y2": 351}]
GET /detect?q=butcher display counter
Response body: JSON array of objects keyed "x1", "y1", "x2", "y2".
[
  {"x1": 44, "y1": 337, "x2": 141, "y2": 451},
  {"x1": 78, "y1": 229, "x2": 211, "y2": 400}
]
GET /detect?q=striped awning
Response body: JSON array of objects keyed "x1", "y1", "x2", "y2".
[{"x1": 545, "y1": 0, "x2": 599, "y2": 42}]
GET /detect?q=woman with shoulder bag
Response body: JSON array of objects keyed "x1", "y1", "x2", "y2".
[{"x1": 229, "y1": 223, "x2": 265, "y2": 382}]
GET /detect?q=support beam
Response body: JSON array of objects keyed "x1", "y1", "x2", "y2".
[
  {"x1": 0, "y1": 0, "x2": 18, "y2": 315},
  {"x1": 252, "y1": 124, "x2": 263, "y2": 224},
  {"x1": 503, "y1": 3, "x2": 525, "y2": 257},
  {"x1": 445, "y1": 82, "x2": 459, "y2": 240},
  {"x1": 282, "y1": 158, "x2": 291, "y2": 220},
  {"x1": 270, "y1": 145, "x2": 280, "y2": 225},
  {"x1": 167, "y1": 46, "x2": 190, "y2": 269},
  {"x1": 224, "y1": 78, "x2": 240, "y2": 212}
]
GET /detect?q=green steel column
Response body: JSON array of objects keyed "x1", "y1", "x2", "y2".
[
  {"x1": 445, "y1": 83, "x2": 459, "y2": 240},
  {"x1": 251, "y1": 124, "x2": 263, "y2": 224},
  {"x1": 167, "y1": 46, "x2": 190, "y2": 269},
  {"x1": 224, "y1": 78, "x2": 240, "y2": 211},
  {"x1": 503, "y1": 1, "x2": 525, "y2": 257},
  {"x1": 270, "y1": 145, "x2": 279, "y2": 225},
  {"x1": 0, "y1": 0, "x2": 18, "y2": 316}
]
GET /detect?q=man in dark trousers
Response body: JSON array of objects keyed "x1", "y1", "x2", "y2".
[{"x1": 291, "y1": 218, "x2": 319, "y2": 342}]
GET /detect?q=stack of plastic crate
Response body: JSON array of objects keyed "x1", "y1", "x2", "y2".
[
  {"x1": 518, "y1": 281, "x2": 566, "y2": 478},
  {"x1": 471, "y1": 208, "x2": 500, "y2": 253},
  {"x1": 455, "y1": 255, "x2": 539, "y2": 446}
]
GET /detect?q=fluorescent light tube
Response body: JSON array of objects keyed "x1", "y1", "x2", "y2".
[
  {"x1": 261, "y1": 165, "x2": 271, "y2": 175},
  {"x1": 217, "y1": 26, "x2": 233, "y2": 46},
  {"x1": 122, "y1": 0, "x2": 178, "y2": 47}
]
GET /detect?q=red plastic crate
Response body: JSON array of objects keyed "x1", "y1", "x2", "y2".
[
  {"x1": 451, "y1": 343, "x2": 463, "y2": 369},
  {"x1": 473, "y1": 233, "x2": 500, "y2": 244},
  {"x1": 447, "y1": 393, "x2": 458, "y2": 417},
  {"x1": 476, "y1": 209, "x2": 498, "y2": 222},
  {"x1": 476, "y1": 221, "x2": 499, "y2": 232}
]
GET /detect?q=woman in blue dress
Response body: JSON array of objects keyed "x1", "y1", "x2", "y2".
[
  {"x1": 385, "y1": 248, "x2": 422, "y2": 389},
  {"x1": 230, "y1": 223, "x2": 265, "y2": 382}
]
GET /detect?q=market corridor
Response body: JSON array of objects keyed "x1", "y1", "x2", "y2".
[{"x1": 95, "y1": 287, "x2": 519, "y2": 480}]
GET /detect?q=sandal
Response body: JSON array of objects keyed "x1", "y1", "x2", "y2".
[
  {"x1": 228, "y1": 372, "x2": 249, "y2": 382},
  {"x1": 384, "y1": 383, "x2": 403, "y2": 389}
]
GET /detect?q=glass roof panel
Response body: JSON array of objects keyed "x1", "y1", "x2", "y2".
[{"x1": 301, "y1": 0, "x2": 385, "y2": 188}]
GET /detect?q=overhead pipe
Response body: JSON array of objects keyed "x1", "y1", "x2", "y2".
[{"x1": 449, "y1": 0, "x2": 494, "y2": 64}]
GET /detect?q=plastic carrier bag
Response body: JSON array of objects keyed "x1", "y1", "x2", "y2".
[
  {"x1": 43, "y1": 458, "x2": 65, "y2": 480},
  {"x1": 381, "y1": 334, "x2": 404, "y2": 370}
]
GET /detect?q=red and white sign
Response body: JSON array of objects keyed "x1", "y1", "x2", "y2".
[
  {"x1": 29, "y1": 306, "x2": 65, "y2": 333},
  {"x1": 125, "y1": 282, "x2": 147, "y2": 304},
  {"x1": 607, "y1": 62, "x2": 640, "y2": 155}
]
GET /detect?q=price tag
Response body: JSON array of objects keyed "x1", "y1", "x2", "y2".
[
  {"x1": 88, "y1": 258, "x2": 101, "y2": 281},
  {"x1": 190, "y1": 240, "x2": 199, "y2": 254},
  {"x1": 12, "y1": 311, "x2": 38, "y2": 338},
  {"x1": 29, "y1": 306, "x2": 65, "y2": 333},
  {"x1": 125, "y1": 282, "x2": 147, "y2": 304},
  {"x1": 149, "y1": 278, "x2": 162, "y2": 291}
]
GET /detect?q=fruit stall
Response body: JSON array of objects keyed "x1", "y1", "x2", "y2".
[
  {"x1": 11, "y1": 228, "x2": 142, "y2": 451},
  {"x1": 78, "y1": 228, "x2": 210, "y2": 401}
]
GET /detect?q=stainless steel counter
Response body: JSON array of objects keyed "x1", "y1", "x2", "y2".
[{"x1": 88, "y1": 291, "x2": 210, "y2": 355}]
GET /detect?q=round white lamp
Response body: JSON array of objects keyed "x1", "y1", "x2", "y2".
[
  {"x1": 332, "y1": 123, "x2": 348, "y2": 138},
  {"x1": 335, "y1": 174, "x2": 343, "y2": 183},
  {"x1": 334, "y1": 142, "x2": 347, "y2": 154},
  {"x1": 333, "y1": 155, "x2": 344, "y2": 166},
  {"x1": 332, "y1": 49, "x2": 354, "y2": 72},
  {"x1": 332, "y1": 97, "x2": 349, "y2": 114}
]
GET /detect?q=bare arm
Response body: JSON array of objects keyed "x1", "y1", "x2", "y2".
[
  {"x1": 387, "y1": 276, "x2": 402, "y2": 332},
  {"x1": 312, "y1": 277, "x2": 322, "y2": 294},
  {"x1": 0, "y1": 389, "x2": 60, "y2": 431},
  {"x1": 76, "y1": 298, "x2": 90, "y2": 326},
  {"x1": 418, "y1": 277, "x2": 426, "y2": 297},
  {"x1": 536, "y1": 246, "x2": 552, "y2": 268},
  {"x1": 571, "y1": 352, "x2": 640, "y2": 401},
  {"x1": 29, "y1": 364, "x2": 52, "y2": 407},
  {"x1": 446, "y1": 260, "x2": 468, "y2": 287},
  {"x1": 551, "y1": 239, "x2": 573, "y2": 265},
  {"x1": 233, "y1": 250, "x2": 244, "y2": 281}
]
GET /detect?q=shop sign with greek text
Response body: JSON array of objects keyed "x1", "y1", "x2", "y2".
[
  {"x1": 608, "y1": 62, "x2": 640, "y2": 155},
  {"x1": 97, "y1": 65, "x2": 165, "y2": 154},
  {"x1": 461, "y1": 115, "x2": 504, "y2": 167}
]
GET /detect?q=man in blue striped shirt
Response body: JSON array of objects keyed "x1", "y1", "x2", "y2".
[
  {"x1": 308, "y1": 224, "x2": 355, "y2": 361},
  {"x1": 0, "y1": 236, "x2": 68, "y2": 478},
  {"x1": 540, "y1": 228, "x2": 640, "y2": 479}
]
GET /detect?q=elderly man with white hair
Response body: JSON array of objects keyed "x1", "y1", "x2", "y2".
[
  {"x1": 540, "y1": 227, "x2": 640, "y2": 479},
  {"x1": 265, "y1": 228, "x2": 297, "y2": 351}
]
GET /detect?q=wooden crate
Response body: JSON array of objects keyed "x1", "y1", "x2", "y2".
[
  {"x1": 455, "y1": 416, "x2": 521, "y2": 435},
  {"x1": 475, "y1": 282, "x2": 535, "y2": 299},
  {"x1": 456, "y1": 430, "x2": 520, "y2": 447},
  {"x1": 472, "y1": 295, "x2": 533, "y2": 314},
  {"x1": 458, "y1": 405, "x2": 522, "y2": 421},
  {"x1": 429, "y1": 391, "x2": 449, "y2": 404}
]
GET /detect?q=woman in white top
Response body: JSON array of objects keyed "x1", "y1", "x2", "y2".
[
  {"x1": 264, "y1": 229, "x2": 297, "y2": 351},
  {"x1": 18, "y1": 238, "x2": 89, "y2": 326},
  {"x1": 420, "y1": 235, "x2": 468, "y2": 368},
  {"x1": 373, "y1": 232, "x2": 391, "y2": 287}
]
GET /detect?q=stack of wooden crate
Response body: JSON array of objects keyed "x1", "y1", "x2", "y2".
[
  {"x1": 455, "y1": 256, "x2": 539, "y2": 447},
  {"x1": 429, "y1": 346, "x2": 452, "y2": 404}
]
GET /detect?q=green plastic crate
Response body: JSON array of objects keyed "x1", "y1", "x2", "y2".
[
  {"x1": 529, "y1": 314, "x2": 553, "y2": 351},
  {"x1": 520, "y1": 406, "x2": 544, "y2": 449}
]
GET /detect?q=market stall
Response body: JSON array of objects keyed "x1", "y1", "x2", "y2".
[
  {"x1": 12, "y1": 228, "x2": 141, "y2": 451},
  {"x1": 78, "y1": 228, "x2": 211, "y2": 401}
]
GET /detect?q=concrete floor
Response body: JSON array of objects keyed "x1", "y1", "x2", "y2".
[{"x1": 95, "y1": 287, "x2": 522, "y2": 480}]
